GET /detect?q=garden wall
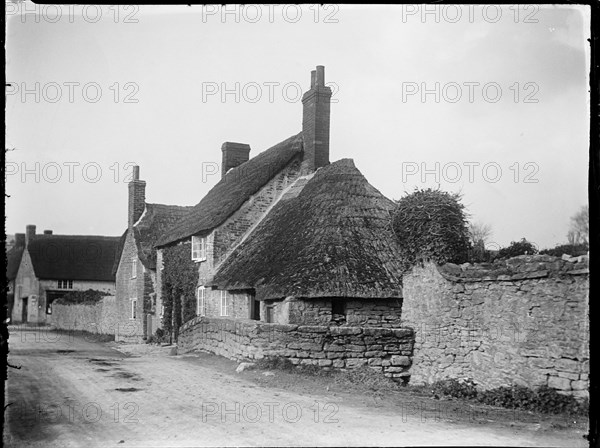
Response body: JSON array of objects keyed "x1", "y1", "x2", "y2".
[
  {"x1": 178, "y1": 316, "x2": 415, "y2": 381},
  {"x1": 402, "y1": 255, "x2": 589, "y2": 398},
  {"x1": 47, "y1": 295, "x2": 119, "y2": 336}
]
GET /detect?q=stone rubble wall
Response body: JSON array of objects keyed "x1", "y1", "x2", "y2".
[
  {"x1": 179, "y1": 316, "x2": 414, "y2": 381},
  {"x1": 402, "y1": 255, "x2": 589, "y2": 398},
  {"x1": 47, "y1": 296, "x2": 118, "y2": 336}
]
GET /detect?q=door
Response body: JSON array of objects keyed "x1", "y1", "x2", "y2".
[{"x1": 22, "y1": 297, "x2": 28, "y2": 323}]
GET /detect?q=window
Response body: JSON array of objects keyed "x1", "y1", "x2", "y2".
[
  {"x1": 131, "y1": 258, "x2": 137, "y2": 278},
  {"x1": 57, "y1": 280, "x2": 73, "y2": 289},
  {"x1": 16, "y1": 285, "x2": 22, "y2": 300},
  {"x1": 331, "y1": 299, "x2": 347, "y2": 324},
  {"x1": 191, "y1": 236, "x2": 207, "y2": 262},
  {"x1": 220, "y1": 290, "x2": 229, "y2": 317},
  {"x1": 160, "y1": 305, "x2": 165, "y2": 318},
  {"x1": 196, "y1": 286, "x2": 206, "y2": 316},
  {"x1": 131, "y1": 299, "x2": 137, "y2": 320}
]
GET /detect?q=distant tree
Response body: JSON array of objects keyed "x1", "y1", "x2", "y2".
[
  {"x1": 468, "y1": 221, "x2": 493, "y2": 262},
  {"x1": 567, "y1": 205, "x2": 588, "y2": 244},
  {"x1": 497, "y1": 238, "x2": 538, "y2": 259},
  {"x1": 540, "y1": 243, "x2": 588, "y2": 257},
  {"x1": 392, "y1": 188, "x2": 471, "y2": 269}
]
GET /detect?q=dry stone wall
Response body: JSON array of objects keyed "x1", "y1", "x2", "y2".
[
  {"x1": 179, "y1": 316, "x2": 414, "y2": 381},
  {"x1": 402, "y1": 255, "x2": 589, "y2": 398},
  {"x1": 47, "y1": 296, "x2": 118, "y2": 336}
]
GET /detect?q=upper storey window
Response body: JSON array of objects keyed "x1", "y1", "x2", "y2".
[{"x1": 192, "y1": 236, "x2": 207, "y2": 262}]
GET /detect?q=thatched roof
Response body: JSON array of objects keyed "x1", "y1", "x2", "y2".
[
  {"x1": 28, "y1": 235, "x2": 121, "y2": 282},
  {"x1": 156, "y1": 133, "x2": 303, "y2": 247},
  {"x1": 207, "y1": 159, "x2": 404, "y2": 300},
  {"x1": 6, "y1": 243, "x2": 25, "y2": 281}
]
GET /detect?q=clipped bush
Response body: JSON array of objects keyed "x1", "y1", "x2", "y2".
[{"x1": 392, "y1": 188, "x2": 471, "y2": 270}]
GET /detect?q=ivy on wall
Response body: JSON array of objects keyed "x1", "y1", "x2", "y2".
[{"x1": 161, "y1": 241, "x2": 199, "y2": 341}]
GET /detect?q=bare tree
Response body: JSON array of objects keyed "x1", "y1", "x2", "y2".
[
  {"x1": 468, "y1": 221, "x2": 493, "y2": 247},
  {"x1": 567, "y1": 205, "x2": 588, "y2": 244}
]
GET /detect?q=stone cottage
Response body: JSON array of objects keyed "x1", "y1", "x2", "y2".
[
  {"x1": 10, "y1": 225, "x2": 120, "y2": 324},
  {"x1": 155, "y1": 66, "x2": 404, "y2": 330},
  {"x1": 6, "y1": 233, "x2": 26, "y2": 320},
  {"x1": 113, "y1": 166, "x2": 191, "y2": 342}
]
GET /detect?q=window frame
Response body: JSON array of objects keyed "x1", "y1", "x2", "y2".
[
  {"x1": 191, "y1": 236, "x2": 207, "y2": 262},
  {"x1": 196, "y1": 286, "x2": 206, "y2": 316},
  {"x1": 220, "y1": 290, "x2": 229, "y2": 317}
]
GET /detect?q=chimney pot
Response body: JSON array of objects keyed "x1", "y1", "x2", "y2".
[
  {"x1": 132, "y1": 165, "x2": 140, "y2": 181},
  {"x1": 221, "y1": 142, "x2": 251, "y2": 178},
  {"x1": 315, "y1": 65, "x2": 325, "y2": 86},
  {"x1": 310, "y1": 70, "x2": 316, "y2": 88},
  {"x1": 43, "y1": 230, "x2": 53, "y2": 235}
]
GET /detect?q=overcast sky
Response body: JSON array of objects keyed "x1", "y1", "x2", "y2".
[{"x1": 6, "y1": 4, "x2": 590, "y2": 250}]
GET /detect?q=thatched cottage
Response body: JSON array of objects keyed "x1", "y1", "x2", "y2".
[
  {"x1": 9, "y1": 225, "x2": 120, "y2": 324},
  {"x1": 155, "y1": 66, "x2": 404, "y2": 331}
]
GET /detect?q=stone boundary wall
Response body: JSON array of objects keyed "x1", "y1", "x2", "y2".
[
  {"x1": 47, "y1": 296, "x2": 119, "y2": 336},
  {"x1": 402, "y1": 255, "x2": 589, "y2": 398},
  {"x1": 179, "y1": 316, "x2": 415, "y2": 381}
]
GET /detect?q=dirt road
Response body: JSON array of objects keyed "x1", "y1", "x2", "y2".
[{"x1": 4, "y1": 326, "x2": 587, "y2": 447}]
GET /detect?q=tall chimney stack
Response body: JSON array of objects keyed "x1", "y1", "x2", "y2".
[
  {"x1": 128, "y1": 165, "x2": 146, "y2": 228},
  {"x1": 221, "y1": 142, "x2": 251, "y2": 178},
  {"x1": 25, "y1": 225, "x2": 36, "y2": 247},
  {"x1": 301, "y1": 65, "x2": 332, "y2": 174},
  {"x1": 14, "y1": 233, "x2": 25, "y2": 247}
]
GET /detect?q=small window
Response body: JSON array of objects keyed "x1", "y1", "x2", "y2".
[
  {"x1": 160, "y1": 305, "x2": 165, "y2": 318},
  {"x1": 16, "y1": 285, "x2": 22, "y2": 299},
  {"x1": 331, "y1": 299, "x2": 346, "y2": 324},
  {"x1": 57, "y1": 280, "x2": 74, "y2": 289},
  {"x1": 192, "y1": 236, "x2": 207, "y2": 262},
  {"x1": 220, "y1": 290, "x2": 229, "y2": 317},
  {"x1": 131, "y1": 258, "x2": 137, "y2": 278},
  {"x1": 196, "y1": 287, "x2": 206, "y2": 316},
  {"x1": 131, "y1": 299, "x2": 137, "y2": 320}
]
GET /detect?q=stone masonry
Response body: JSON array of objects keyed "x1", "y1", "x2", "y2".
[
  {"x1": 179, "y1": 316, "x2": 414, "y2": 381},
  {"x1": 402, "y1": 255, "x2": 589, "y2": 399}
]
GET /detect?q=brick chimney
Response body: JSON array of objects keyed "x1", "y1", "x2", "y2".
[
  {"x1": 25, "y1": 225, "x2": 36, "y2": 247},
  {"x1": 43, "y1": 230, "x2": 53, "y2": 235},
  {"x1": 128, "y1": 165, "x2": 146, "y2": 228},
  {"x1": 301, "y1": 65, "x2": 332, "y2": 174},
  {"x1": 221, "y1": 142, "x2": 251, "y2": 178},
  {"x1": 14, "y1": 233, "x2": 25, "y2": 247}
]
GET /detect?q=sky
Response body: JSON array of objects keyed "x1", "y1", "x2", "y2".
[{"x1": 5, "y1": 4, "x2": 590, "y2": 251}]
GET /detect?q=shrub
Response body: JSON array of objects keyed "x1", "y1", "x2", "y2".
[
  {"x1": 333, "y1": 366, "x2": 399, "y2": 391},
  {"x1": 392, "y1": 188, "x2": 471, "y2": 270},
  {"x1": 497, "y1": 238, "x2": 538, "y2": 259},
  {"x1": 55, "y1": 289, "x2": 110, "y2": 305},
  {"x1": 254, "y1": 356, "x2": 295, "y2": 372},
  {"x1": 540, "y1": 243, "x2": 589, "y2": 257},
  {"x1": 426, "y1": 379, "x2": 588, "y2": 415},
  {"x1": 146, "y1": 328, "x2": 170, "y2": 345}
]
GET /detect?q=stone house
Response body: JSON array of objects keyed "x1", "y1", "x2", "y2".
[
  {"x1": 10, "y1": 225, "x2": 120, "y2": 324},
  {"x1": 113, "y1": 166, "x2": 191, "y2": 342},
  {"x1": 155, "y1": 66, "x2": 405, "y2": 330},
  {"x1": 6, "y1": 233, "x2": 26, "y2": 320}
]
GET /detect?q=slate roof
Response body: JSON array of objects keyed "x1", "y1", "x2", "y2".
[
  {"x1": 208, "y1": 159, "x2": 405, "y2": 300},
  {"x1": 6, "y1": 244, "x2": 25, "y2": 281},
  {"x1": 156, "y1": 132, "x2": 304, "y2": 247},
  {"x1": 27, "y1": 235, "x2": 121, "y2": 282}
]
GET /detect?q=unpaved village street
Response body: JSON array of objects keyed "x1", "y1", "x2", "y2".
[{"x1": 5, "y1": 327, "x2": 587, "y2": 447}]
